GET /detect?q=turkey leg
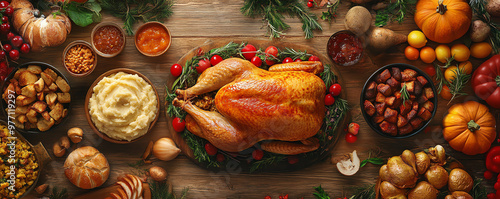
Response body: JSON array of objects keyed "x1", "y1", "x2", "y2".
[
  {"x1": 173, "y1": 98, "x2": 256, "y2": 152},
  {"x1": 260, "y1": 137, "x2": 320, "y2": 155},
  {"x1": 268, "y1": 61, "x2": 324, "y2": 74}
]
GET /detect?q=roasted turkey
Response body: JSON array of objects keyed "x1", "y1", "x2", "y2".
[{"x1": 173, "y1": 58, "x2": 326, "y2": 154}]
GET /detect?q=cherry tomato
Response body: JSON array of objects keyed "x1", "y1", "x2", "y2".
[
  {"x1": 495, "y1": 182, "x2": 500, "y2": 190},
  {"x1": 241, "y1": 44, "x2": 257, "y2": 60},
  {"x1": 6, "y1": 32, "x2": 13, "y2": 41},
  {"x1": 172, "y1": 117, "x2": 185, "y2": 132},
  {"x1": 0, "y1": 1, "x2": 8, "y2": 9},
  {"x1": 487, "y1": 193, "x2": 496, "y2": 199},
  {"x1": 265, "y1": 46, "x2": 278, "y2": 65},
  {"x1": 282, "y1": 57, "x2": 293, "y2": 63},
  {"x1": 345, "y1": 133, "x2": 357, "y2": 143},
  {"x1": 251, "y1": 56, "x2": 262, "y2": 67},
  {"x1": 307, "y1": 1, "x2": 313, "y2": 7},
  {"x1": 4, "y1": 7, "x2": 13, "y2": 16},
  {"x1": 8, "y1": 49, "x2": 18, "y2": 61},
  {"x1": 309, "y1": 55, "x2": 320, "y2": 61},
  {"x1": 216, "y1": 154, "x2": 225, "y2": 162},
  {"x1": 325, "y1": 94, "x2": 335, "y2": 106},
  {"x1": 424, "y1": 65, "x2": 436, "y2": 76},
  {"x1": 1, "y1": 16, "x2": 7, "y2": 23},
  {"x1": 287, "y1": 156, "x2": 299, "y2": 164},
  {"x1": 204, "y1": 143, "x2": 218, "y2": 156},
  {"x1": 170, "y1": 63, "x2": 182, "y2": 77},
  {"x1": 11, "y1": 36, "x2": 22, "y2": 48},
  {"x1": 2, "y1": 44, "x2": 11, "y2": 52},
  {"x1": 485, "y1": 170, "x2": 494, "y2": 180},
  {"x1": 294, "y1": 58, "x2": 302, "y2": 62},
  {"x1": 265, "y1": 196, "x2": 272, "y2": 199},
  {"x1": 252, "y1": 149, "x2": 264, "y2": 160},
  {"x1": 440, "y1": 85, "x2": 452, "y2": 100},
  {"x1": 282, "y1": 194, "x2": 289, "y2": 199},
  {"x1": 196, "y1": 48, "x2": 204, "y2": 56},
  {"x1": 494, "y1": 156, "x2": 500, "y2": 165},
  {"x1": 329, "y1": 83, "x2": 341, "y2": 96},
  {"x1": 471, "y1": 42, "x2": 492, "y2": 59},
  {"x1": 196, "y1": 59, "x2": 211, "y2": 73},
  {"x1": 210, "y1": 54, "x2": 223, "y2": 66},
  {"x1": 20, "y1": 43, "x2": 30, "y2": 54},
  {"x1": 0, "y1": 23, "x2": 10, "y2": 33}
]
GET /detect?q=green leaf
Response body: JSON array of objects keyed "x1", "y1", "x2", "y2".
[
  {"x1": 360, "y1": 158, "x2": 384, "y2": 167},
  {"x1": 64, "y1": 2, "x2": 95, "y2": 27}
]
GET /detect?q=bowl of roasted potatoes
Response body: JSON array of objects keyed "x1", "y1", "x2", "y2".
[
  {"x1": 1, "y1": 62, "x2": 71, "y2": 133},
  {"x1": 360, "y1": 63, "x2": 437, "y2": 138}
]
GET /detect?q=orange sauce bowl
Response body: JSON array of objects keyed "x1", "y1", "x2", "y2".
[{"x1": 134, "y1": 22, "x2": 171, "y2": 57}]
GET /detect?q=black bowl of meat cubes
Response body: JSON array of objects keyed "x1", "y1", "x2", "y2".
[{"x1": 360, "y1": 64, "x2": 437, "y2": 138}]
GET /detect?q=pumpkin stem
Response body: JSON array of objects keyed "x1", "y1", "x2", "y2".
[
  {"x1": 468, "y1": 120, "x2": 480, "y2": 132},
  {"x1": 436, "y1": 0, "x2": 447, "y2": 15},
  {"x1": 496, "y1": 76, "x2": 500, "y2": 87}
]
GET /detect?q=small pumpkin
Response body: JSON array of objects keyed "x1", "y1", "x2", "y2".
[
  {"x1": 414, "y1": 0, "x2": 472, "y2": 43},
  {"x1": 442, "y1": 101, "x2": 496, "y2": 155}
]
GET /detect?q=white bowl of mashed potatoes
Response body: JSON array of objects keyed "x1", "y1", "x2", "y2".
[{"x1": 85, "y1": 68, "x2": 159, "y2": 143}]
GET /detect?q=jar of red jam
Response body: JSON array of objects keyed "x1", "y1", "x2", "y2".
[
  {"x1": 91, "y1": 22, "x2": 126, "y2": 58},
  {"x1": 327, "y1": 30, "x2": 363, "y2": 66}
]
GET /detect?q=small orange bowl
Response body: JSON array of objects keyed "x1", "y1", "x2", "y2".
[
  {"x1": 91, "y1": 22, "x2": 126, "y2": 58},
  {"x1": 62, "y1": 40, "x2": 97, "y2": 77},
  {"x1": 134, "y1": 22, "x2": 172, "y2": 57}
]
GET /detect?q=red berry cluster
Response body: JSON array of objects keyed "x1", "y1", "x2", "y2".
[
  {"x1": 0, "y1": 0, "x2": 31, "y2": 80},
  {"x1": 307, "y1": 0, "x2": 314, "y2": 8}
]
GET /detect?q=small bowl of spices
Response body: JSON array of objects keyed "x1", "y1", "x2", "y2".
[
  {"x1": 63, "y1": 40, "x2": 97, "y2": 77},
  {"x1": 91, "y1": 22, "x2": 126, "y2": 57},
  {"x1": 135, "y1": 22, "x2": 171, "y2": 57}
]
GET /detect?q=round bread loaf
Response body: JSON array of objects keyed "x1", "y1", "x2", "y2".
[{"x1": 64, "y1": 146, "x2": 109, "y2": 189}]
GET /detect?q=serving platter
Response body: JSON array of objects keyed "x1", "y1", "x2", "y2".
[{"x1": 166, "y1": 39, "x2": 348, "y2": 172}]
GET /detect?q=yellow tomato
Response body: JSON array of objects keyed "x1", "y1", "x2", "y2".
[
  {"x1": 451, "y1": 44, "x2": 470, "y2": 62},
  {"x1": 435, "y1": 44, "x2": 451, "y2": 63},
  {"x1": 470, "y1": 42, "x2": 492, "y2": 59},
  {"x1": 441, "y1": 85, "x2": 452, "y2": 100},
  {"x1": 444, "y1": 61, "x2": 473, "y2": 82},
  {"x1": 408, "y1": 30, "x2": 427, "y2": 48},
  {"x1": 420, "y1": 47, "x2": 436, "y2": 64},
  {"x1": 405, "y1": 46, "x2": 419, "y2": 60}
]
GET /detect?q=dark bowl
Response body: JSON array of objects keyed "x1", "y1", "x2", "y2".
[
  {"x1": 0, "y1": 62, "x2": 71, "y2": 133},
  {"x1": 327, "y1": 30, "x2": 364, "y2": 66},
  {"x1": 360, "y1": 63, "x2": 438, "y2": 138}
]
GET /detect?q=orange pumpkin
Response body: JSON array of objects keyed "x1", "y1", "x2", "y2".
[
  {"x1": 442, "y1": 101, "x2": 496, "y2": 155},
  {"x1": 414, "y1": 0, "x2": 472, "y2": 43}
]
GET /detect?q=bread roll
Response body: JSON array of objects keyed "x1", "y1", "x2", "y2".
[{"x1": 64, "y1": 146, "x2": 109, "y2": 189}]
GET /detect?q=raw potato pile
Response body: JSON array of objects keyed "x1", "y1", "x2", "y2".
[
  {"x1": 379, "y1": 145, "x2": 474, "y2": 199},
  {"x1": 2, "y1": 65, "x2": 70, "y2": 131},
  {"x1": 363, "y1": 67, "x2": 434, "y2": 136}
]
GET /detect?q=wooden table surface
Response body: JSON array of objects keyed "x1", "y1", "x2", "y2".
[{"x1": 15, "y1": 0, "x2": 497, "y2": 198}]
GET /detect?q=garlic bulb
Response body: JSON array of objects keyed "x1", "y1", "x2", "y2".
[{"x1": 152, "y1": 138, "x2": 181, "y2": 161}]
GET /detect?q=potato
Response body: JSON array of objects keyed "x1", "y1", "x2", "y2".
[
  {"x1": 344, "y1": 6, "x2": 372, "y2": 36},
  {"x1": 37, "y1": 118, "x2": 55, "y2": 132},
  {"x1": 386, "y1": 77, "x2": 399, "y2": 91},
  {"x1": 402, "y1": 69, "x2": 418, "y2": 81},
  {"x1": 470, "y1": 20, "x2": 491, "y2": 42},
  {"x1": 487, "y1": 0, "x2": 500, "y2": 17},
  {"x1": 417, "y1": 76, "x2": 428, "y2": 86},
  {"x1": 376, "y1": 92, "x2": 386, "y2": 103},
  {"x1": 399, "y1": 124, "x2": 413, "y2": 135},
  {"x1": 384, "y1": 108, "x2": 398, "y2": 123},
  {"x1": 380, "y1": 121, "x2": 397, "y2": 136},
  {"x1": 410, "y1": 118, "x2": 424, "y2": 129},
  {"x1": 397, "y1": 114, "x2": 408, "y2": 128},
  {"x1": 40, "y1": 72, "x2": 54, "y2": 86},
  {"x1": 407, "y1": 109, "x2": 418, "y2": 121},
  {"x1": 55, "y1": 76, "x2": 70, "y2": 93},
  {"x1": 57, "y1": 93, "x2": 71, "y2": 104},
  {"x1": 422, "y1": 101, "x2": 434, "y2": 112},
  {"x1": 391, "y1": 67, "x2": 402, "y2": 81},
  {"x1": 26, "y1": 109, "x2": 38, "y2": 123},
  {"x1": 377, "y1": 84, "x2": 392, "y2": 96},
  {"x1": 365, "y1": 81, "x2": 377, "y2": 99},
  {"x1": 376, "y1": 102, "x2": 387, "y2": 115},
  {"x1": 44, "y1": 68, "x2": 58, "y2": 80},
  {"x1": 16, "y1": 95, "x2": 35, "y2": 106},
  {"x1": 46, "y1": 93, "x2": 57, "y2": 106},
  {"x1": 378, "y1": 69, "x2": 392, "y2": 83},
  {"x1": 49, "y1": 103, "x2": 64, "y2": 121},
  {"x1": 34, "y1": 78, "x2": 44, "y2": 92},
  {"x1": 19, "y1": 71, "x2": 38, "y2": 86},
  {"x1": 27, "y1": 65, "x2": 42, "y2": 74},
  {"x1": 31, "y1": 101, "x2": 47, "y2": 113},
  {"x1": 21, "y1": 84, "x2": 36, "y2": 98},
  {"x1": 367, "y1": 27, "x2": 407, "y2": 52}
]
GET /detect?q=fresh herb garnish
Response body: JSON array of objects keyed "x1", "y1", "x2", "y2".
[
  {"x1": 360, "y1": 157, "x2": 384, "y2": 167},
  {"x1": 447, "y1": 66, "x2": 471, "y2": 104},
  {"x1": 241, "y1": 0, "x2": 322, "y2": 39},
  {"x1": 100, "y1": 0, "x2": 174, "y2": 35},
  {"x1": 250, "y1": 154, "x2": 286, "y2": 173},
  {"x1": 279, "y1": 47, "x2": 312, "y2": 60},
  {"x1": 63, "y1": 0, "x2": 102, "y2": 27},
  {"x1": 321, "y1": 0, "x2": 340, "y2": 22},
  {"x1": 400, "y1": 83, "x2": 410, "y2": 106},
  {"x1": 313, "y1": 185, "x2": 331, "y2": 199},
  {"x1": 375, "y1": 0, "x2": 417, "y2": 26},
  {"x1": 149, "y1": 180, "x2": 189, "y2": 199},
  {"x1": 349, "y1": 184, "x2": 376, "y2": 199},
  {"x1": 434, "y1": 56, "x2": 455, "y2": 94},
  {"x1": 48, "y1": 187, "x2": 68, "y2": 199}
]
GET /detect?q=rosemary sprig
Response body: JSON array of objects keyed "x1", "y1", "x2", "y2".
[
  {"x1": 183, "y1": 131, "x2": 221, "y2": 168},
  {"x1": 375, "y1": 0, "x2": 417, "y2": 26},
  {"x1": 349, "y1": 184, "x2": 376, "y2": 199},
  {"x1": 100, "y1": 0, "x2": 174, "y2": 35},
  {"x1": 434, "y1": 56, "x2": 455, "y2": 93},
  {"x1": 470, "y1": 0, "x2": 500, "y2": 53},
  {"x1": 279, "y1": 47, "x2": 312, "y2": 60},
  {"x1": 400, "y1": 83, "x2": 410, "y2": 106},
  {"x1": 48, "y1": 187, "x2": 68, "y2": 199},
  {"x1": 321, "y1": 0, "x2": 341, "y2": 22},
  {"x1": 447, "y1": 66, "x2": 471, "y2": 104},
  {"x1": 313, "y1": 185, "x2": 331, "y2": 199},
  {"x1": 149, "y1": 180, "x2": 189, "y2": 199},
  {"x1": 471, "y1": 178, "x2": 487, "y2": 199},
  {"x1": 241, "y1": 0, "x2": 322, "y2": 39},
  {"x1": 250, "y1": 154, "x2": 285, "y2": 173},
  {"x1": 320, "y1": 64, "x2": 338, "y2": 89}
]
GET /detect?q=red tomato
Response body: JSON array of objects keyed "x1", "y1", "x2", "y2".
[
  {"x1": 241, "y1": 44, "x2": 257, "y2": 60},
  {"x1": 210, "y1": 54, "x2": 223, "y2": 65},
  {"x1": 485, "y1": 170, "x2": 494, "y2": 180},
  {"x1": 472, "y1": 55, "x2": 500, "y2": 108},
  {"x1": 265, "y1": 46, "x2": 278, "y2": 65},
  {"x1": 8, "y1": 49, "x2": 18, "y2": 61},
  {"x1": 345, "y1": 133, "x2": 357, "y2": 143},
  {"x1": 170, "y1": 63, "x2": 182, "y2": 77},
  {"x1": 0, "y1": 1, "x2": 8, "y2": 9},
  {"x1": 308, "y1": 55, "x2": 320, "y2": 61},
  {"x1": 307, "y1": 1, "x2": 313, "y2": 7},
  {"x1": 204, "y1": 143, "x2": 218, "y2": 156},
  {"x1": 294, "y1": 58, "x2": 302, "y2": 62},
  {"x1": 282, "y1": 57, "x2": 293, "y2": 63},
  {"x1": 196, "y1": 59, "x2": 211, "y2": 73},
  {"x1": 424, "y1": 65, "x2": 436, "y2": 77},
  {"x1": 20, "y1": 43, "x2": 30, "y2": 54},
  {"x1": 265, "y1": 196, "x2": 272, "y2": 199},
  {"x1": 325, "y1": 94, "x2": 335, "y2": 105},
  {"x1": 487, "y1": 193, "x2": 496, "y2": 199},
  {"x1": 252, "y1": 149, "x2": 264, "y2": 160},
  {"x1": 172, "y1": 117, "x2": 185, "y2": 132},
  {"x1": 287, "y1": 156, "x2": 299, "y2": 164},
  {"x1": 216, "y1": 154, "x2": 225, "y2": 162},
  {"x1": 329, "y1": 83, "x2": 341, "y2": 96},
  {"x1": 495, "y1": 182, "x2": 500, "y2": 190},
  {"x1": 251, "y1": 56, "x2": 262, "y2": 67}
]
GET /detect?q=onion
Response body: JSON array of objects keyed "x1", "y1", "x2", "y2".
[{"x1": 152, "y1": 138, "x2": 181, "y2": 161}]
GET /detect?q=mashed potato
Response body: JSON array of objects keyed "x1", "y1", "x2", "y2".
[{"x1": 89, "y1": 72, "x2": 157, "y2": 141}]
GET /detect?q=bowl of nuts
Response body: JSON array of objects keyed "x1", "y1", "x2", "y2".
[{"x1": 63, "y1": 40, "x2": 97, "y2": 77}]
